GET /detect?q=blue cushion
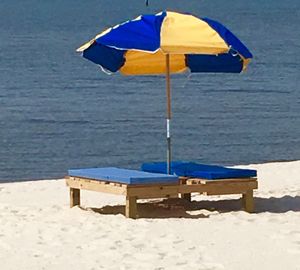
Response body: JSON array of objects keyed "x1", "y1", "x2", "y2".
[
  {"x1": 141, "y1": 162, "x2": 257, "y2": 180},
  {"x1": 68, "y1": 167, "x2": 178, "y2": 185}
]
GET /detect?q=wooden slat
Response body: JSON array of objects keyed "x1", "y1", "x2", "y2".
[
  {"x1": 127, "y1": 185, "x2": 179, "y2": 199},
  {"x1": 186, "y1": 177, "x2": 257, "y2": 185},
  {"x1": 178, "y1": 181, "x2": 258, "y2": 195},
  {"x1": 67, "y1": 176, "x2": 128, "y2": 186},
  {"x1": 66, "y1": 177, "x2": 127, "y2": 195}
]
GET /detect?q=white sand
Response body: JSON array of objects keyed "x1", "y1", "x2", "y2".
[{"x1": 1, "y1": 161, "x2": 300, "y2": 270}]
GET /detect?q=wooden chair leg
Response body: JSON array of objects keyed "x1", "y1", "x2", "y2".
[
  {"x1": 242, "y1": 190, "x2": 254, "y2": 213},
  {"x1": 126, "y1": 196, "x2": 137, "y2": 219},
  {"x1": 70, "y1": 188, "x2": 80, "y2": 207},
  {"x1": 180, "y1": 178, "x2": 191, "y2": 202},
  {"x1": 181, "y1": 193, "x2": 191, "y2": 202}
]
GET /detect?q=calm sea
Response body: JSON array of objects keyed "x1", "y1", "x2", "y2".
[{"x1": 0, "y1": 0, "x2": 299, "y2": 181}]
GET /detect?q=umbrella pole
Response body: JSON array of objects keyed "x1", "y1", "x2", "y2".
[{"x1": 165, "y1": 54, "x2": 171, "y2": 174}]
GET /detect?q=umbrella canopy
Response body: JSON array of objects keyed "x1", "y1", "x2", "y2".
[{"x1": 77, "y1": 10, "x2": 253, "y2": 173}]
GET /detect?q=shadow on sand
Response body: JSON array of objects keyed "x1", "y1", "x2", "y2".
[{"x1": 86, "y1": 195, "x2": 300, "y2": 219}]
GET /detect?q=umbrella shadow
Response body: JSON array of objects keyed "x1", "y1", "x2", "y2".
[{"x1": 86, "y1": 195, "x2": 300, "y2": 218}]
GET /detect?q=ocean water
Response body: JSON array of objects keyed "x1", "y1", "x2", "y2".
[{"x1": 0, "y1": 0, "x2": 299, "y2": 181}]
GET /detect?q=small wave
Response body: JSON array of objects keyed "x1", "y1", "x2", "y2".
[{"x1": 28, "y1": 118, "x2": 90, "y2": 124}]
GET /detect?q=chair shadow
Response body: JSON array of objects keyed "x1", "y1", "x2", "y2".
[
  {"x1": 181, "y1": 195, "x2": 300, "y2": 214},
  {"x1": 254, "y1": 195, "x2": 300, "y2": 213},
  {"x1": 89, "y1": 198, "x2": 208, "y2": 219},
  {"x1": 86, "y1": 195, "x2": 300, "y2": 218}
]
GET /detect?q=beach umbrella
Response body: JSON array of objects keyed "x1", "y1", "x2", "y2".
[{"x1": 77, "y1": 11, "x2": 252, "y2": 174}]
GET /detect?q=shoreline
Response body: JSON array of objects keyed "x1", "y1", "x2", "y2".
[{"x1": 2, "y1": 158, "x2": 300, "y2": 184}]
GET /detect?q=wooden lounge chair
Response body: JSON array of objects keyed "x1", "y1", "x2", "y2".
[
  {"x1": 142, "y1": 161, "x2": 258, "y2": 213},
  {"x1": 66, "y1": 168, "x2": 179, "y2": 218},
  {"x1": 65, "y1": 165, "x2": 258, "y2": 218}
]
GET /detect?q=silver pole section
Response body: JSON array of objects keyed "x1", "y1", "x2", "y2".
[{"x1": 165, "y1": 54, "x2": 171, "y2": 174}]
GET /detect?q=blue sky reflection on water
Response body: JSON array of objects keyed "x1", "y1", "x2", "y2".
[{"x1": 0, "y1": 0, "x2": 299, "y2": 181}]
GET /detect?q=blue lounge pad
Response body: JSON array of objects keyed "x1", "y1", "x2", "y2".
[
  {"x1": 68, "y1": 167, "x2": 179, "y2": 185},
  {"x1": 141, "y1": 162, "x2": 257, "y2": 180}
]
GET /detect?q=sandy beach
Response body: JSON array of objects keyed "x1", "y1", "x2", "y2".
[{"x1": 1, "y1": 161, "x2": 300, "y2": 270}]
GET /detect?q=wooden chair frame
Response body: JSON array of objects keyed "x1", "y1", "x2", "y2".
[{"x1": 66, "y1": 176, "x2": 258, "y2": 218}]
